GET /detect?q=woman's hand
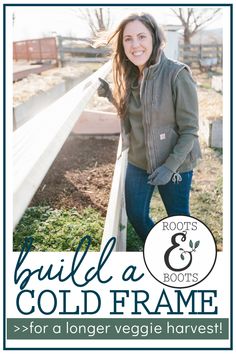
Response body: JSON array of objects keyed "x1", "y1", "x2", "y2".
[
  {"x1": 97, "y1": 78, "x2": 112, "y2": 100},
  {"x1": 148, "y1": 165, "x2": 173, "y2": 185}
]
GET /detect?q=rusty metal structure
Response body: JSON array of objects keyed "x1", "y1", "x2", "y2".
[{"x1": 13, "y1": 37, "x2": 58, "y2": 81}]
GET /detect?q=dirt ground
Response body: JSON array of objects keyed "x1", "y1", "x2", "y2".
[{"x1": 30, "y1": 136, "x2": 119, "y2": 216}]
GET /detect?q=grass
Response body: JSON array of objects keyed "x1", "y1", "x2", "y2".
[
  {"x1": 13, "y1": 206, "x2": 104, "y2": 252},
  {"x1": 190, "y1": 176, "x2": 222, "y2": 250},
  {"x1": 199, "y1": 82, "x2": 212, "y2": 90},
  {"x1": 126, "y1": 222, "x2": 144, "y2": 252}
]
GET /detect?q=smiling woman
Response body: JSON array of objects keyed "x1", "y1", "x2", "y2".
[
  {"x1": 97, "y1": 13, "x2": 202, "y2": 244},
  {"x1": 122, "y1": 20, "x2": 153, "y2": 73}
]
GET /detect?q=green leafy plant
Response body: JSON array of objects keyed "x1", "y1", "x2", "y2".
[
  {"x1": 13, "y1": 206, "x2": 104, "y2": 252},
  {"x1": 126, "y1": 222, "x2": 144, "y2": 252}
]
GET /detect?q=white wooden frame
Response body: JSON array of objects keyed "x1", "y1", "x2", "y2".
[
  {"x1": 13, "y1": 61, "x2": 111, "y2": 228},
  {"x1": 101, "y1": 138, "x2": 128, "y2": 252},
  {"x1": 13, "y1": 60, "x2": 128, "y2": 251}
]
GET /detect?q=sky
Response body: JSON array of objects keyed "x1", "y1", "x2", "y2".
[{"x1": 10, "y1": 6, "x2": 223, "y2": 41}]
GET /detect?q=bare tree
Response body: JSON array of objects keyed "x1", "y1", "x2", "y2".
[
  {"x1": 171, "y1": 8, "x2": 221, "y2": 44},
  {"x1": 73, "y1": 8, "x2": 111, "y2": 38}
]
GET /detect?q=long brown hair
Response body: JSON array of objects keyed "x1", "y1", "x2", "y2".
[{"x1": 108, "y1": 13, "x2": 166, "y2": 119}]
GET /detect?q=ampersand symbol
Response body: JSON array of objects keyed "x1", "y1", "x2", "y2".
[{"x1": 164, "y1": 231, "x2": 192, "y2": 271}]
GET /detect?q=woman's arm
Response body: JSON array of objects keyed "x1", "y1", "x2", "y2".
[{"x1": 164, "y1": 68, "x2": 199, "y2": 172}]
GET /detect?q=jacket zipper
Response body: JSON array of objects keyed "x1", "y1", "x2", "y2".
[{"x1": 140, "y1": 68, "x2": 154, "y2": 173}]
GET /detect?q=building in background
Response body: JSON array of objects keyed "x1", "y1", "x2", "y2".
[{"x1": 163, "y1": 24, "x2": 182, "y2": 60}]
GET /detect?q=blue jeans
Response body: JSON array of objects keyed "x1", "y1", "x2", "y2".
[{"x1": 125, "y1": 163, "x2": 193, "y2": 241}]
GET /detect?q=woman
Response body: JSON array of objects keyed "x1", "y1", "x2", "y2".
[{"x1": 98, "y1": 13, "x2": 201, "y2": 242}]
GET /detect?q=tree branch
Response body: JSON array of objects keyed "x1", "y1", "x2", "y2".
[{"x1": 171, "y1": 8, "x2": 222, "y2": 44}]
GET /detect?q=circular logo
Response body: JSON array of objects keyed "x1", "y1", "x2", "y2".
[{"x1": 143, "y1": 216, "x2": 217, "y2": 289}]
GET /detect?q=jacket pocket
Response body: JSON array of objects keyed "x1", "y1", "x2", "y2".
[{"x1": 156, "y1": 126, "x2": 179, "y2": 165}]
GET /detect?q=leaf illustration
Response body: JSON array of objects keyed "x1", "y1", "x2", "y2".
[
  {"x1": 179, "y1": 248, "x2": 184, "y2": 251},
  {"x1": 195, "y1": 240, "x2": 200, "y2": 249},
  {"x1": 189, "y1": 240, "x2": 193, "y2": 248},
  {"x1": 180, "y1": 254, "x2": 185, "y2": 260}
]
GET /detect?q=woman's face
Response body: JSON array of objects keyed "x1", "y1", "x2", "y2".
[{"x1": 123, "y1": 20, "x2": 153, "y2": 72}]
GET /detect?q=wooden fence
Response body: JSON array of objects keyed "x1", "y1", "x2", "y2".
[
  {"x1": 179, "y1": 44, "x2": 222, "y2": 69},
  {"x1": 13, "y1": 60, "x2": 127, "y2": 251}
]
